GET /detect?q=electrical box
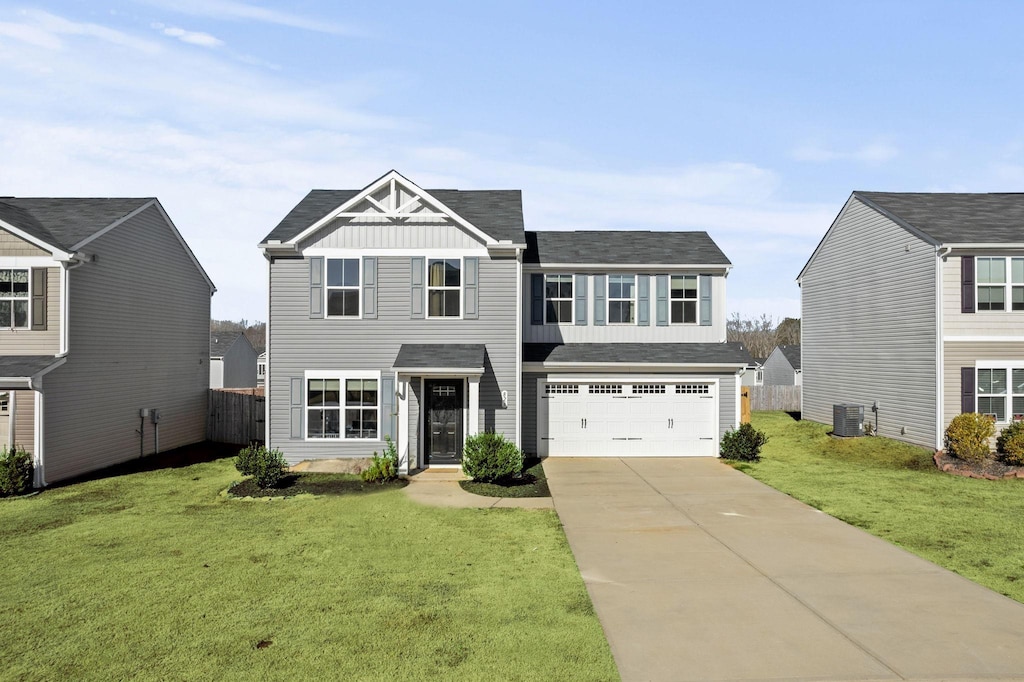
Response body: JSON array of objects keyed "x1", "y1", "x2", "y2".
[
  {"x1": 139, "y1": 408, "x2": 150, "y2": 418},
  {"x1": 150, "y1": 409, "x2": 160, "y2": 424}
]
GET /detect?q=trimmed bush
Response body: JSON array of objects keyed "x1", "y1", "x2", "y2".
[
  {"x1": 462, "y1": 432, "x2": 523, "y2": 483},
  {"x1": 0, "y1": 446, "x2": 32, "y2": 497},
  {"x1": 719, "y1": 423, "x2": 768, "y2": 462},
  {"x1": 235, "y1": 445, "x2": 287, "y2": 488},
  {"x1": 945, "y1": 412, "x2": 995, "y2": 462},
  {"x1": 362, "y1": 436, "x2": 399, "y2": 483},
  {"x1": 996, "y1": 420, "x2": 1024, "y2": 466}
]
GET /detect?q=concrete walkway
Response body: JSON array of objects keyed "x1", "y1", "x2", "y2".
[
  {"x1": 545, "y1": 457, "x2": 1024, "y2": 682},
  {"x1": 401, "y1": 468, "x2": 554, "y2": 509}
]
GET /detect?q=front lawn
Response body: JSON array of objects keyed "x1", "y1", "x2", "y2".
[
  {"x1": 737, "y1": 412, "x2": 1024, "y2": 602},
  {"x1": 0, "y1": 450, "x2": 617, "y2": 681}
]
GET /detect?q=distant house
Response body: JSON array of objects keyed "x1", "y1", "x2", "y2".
[
  {"x1": 763, "y1": 345, "x2": 801, "y2": 386},
  {"x1": 256, "y1": 351, "x2": 266, "y2": 388},
  {"x1": 210, "y1": 332, "x2": 258, "y2": 389},
  {"x1": 740, "y1": 358, "x2": 764, "y2": 387},
  {"x1": 0, "y1": 197, "x2": 214, "y2": 486},
  {"x1": 800, "y1": 191, "x2": 1024, "y2": 449}
]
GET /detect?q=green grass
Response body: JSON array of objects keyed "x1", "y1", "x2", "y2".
[
  {"x1": 228, "y1": 471, "x2": 408, "y2": 497},
  {"x1": 0, "y1": 454, "x2": 617, "y2": 681},
  {"x1": 460, "y1": 458, "x2": 551, "y2": 498},
  {"x1": 736, "y1": 412, "x2": 1024, "y2": 602}
]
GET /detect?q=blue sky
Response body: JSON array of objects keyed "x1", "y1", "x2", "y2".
[{"x1": 1, "y1": 1, "x2": 1022, "y2": 322}]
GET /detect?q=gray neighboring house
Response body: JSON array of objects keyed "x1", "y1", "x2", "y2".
[
  {"x1": 260, "y1": 170, "x2": 750, "y2": 473},
  {"x1": 799, "y1": 191, "x2": 1024, "y2": 449},
  {"x1": 210, "y1": 331, "x2": 258, "y2": 388},
  {"x1": 0, "y1": 197, "x2": 215, "y2": 486},
  {"x1": 762, "y1": 345, "x2": 801, "y2": 386}
]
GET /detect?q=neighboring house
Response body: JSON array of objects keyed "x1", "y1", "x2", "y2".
[
  {"x1": 0, "y1": 197, "x2": 215, "y2": 486},
  {"x1": 799, "y1": 191, "x2": 1024, "y2": 449},
  {"x1": 210, "y1": 331, "x2": 258, "y2": 388},
  {"x1": 256, "y1": 351, "x2": 266, "y2": 387},
  {"x1": 740, "y1": 358, "x2": 764, "y2": 387},
  {"x1": 259, "y1": 170, "x2": 751, "y2": 473},
  {"x1": 762, "y1": 345, "x2": 801, "y2": 386}
]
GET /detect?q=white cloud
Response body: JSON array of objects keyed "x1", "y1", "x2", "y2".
[
  {"x1": 152, "y1": 23, "x2": 223, "y2": 48},
  {"x1": 136, "y1": 0, "x2": 361, "y2": 36},
  {"x1": 792, "y1": 141, "x2": 898, "y2": 164}
]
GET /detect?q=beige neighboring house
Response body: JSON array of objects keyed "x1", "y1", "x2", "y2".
[
  {"x1": 210, "y1": 331, "x2": 258, "y2": 389},
  {"x1": 0, "y1": 197, "x2": 215, "y2": 486}
]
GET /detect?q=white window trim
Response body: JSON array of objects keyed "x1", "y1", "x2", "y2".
[
  {"x1": 544, "y1": 273, "x2": 574, "y2": 325},
  {"x1": 606, "y1": 274, "x2": 637, "y2": 326},
  {"x1": 324, "y1": 257, "x2": 362, "y2": 320},
  {"x1": 302, "y1": 369, "x2": 382, "y2": 442},
  {"x1": 669, "y1": 274, "x2": 699, "y2": 325},
  {"x1": 0, "y1": 267, "x2": 31, "y2": 331},
  {"x1": 976, "y1": 256, "x2": 1024, "y2": 313},
  {"x1": 975, "y1": 361, "x2": 1024, "y2": 423},
  {"x1": 425, "y1": 256, "x2": 464, "y2": 320}
]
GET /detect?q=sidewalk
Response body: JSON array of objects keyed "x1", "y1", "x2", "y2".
[{"x1": 402, "y1": 467, "x2": 554, "y2": 509}]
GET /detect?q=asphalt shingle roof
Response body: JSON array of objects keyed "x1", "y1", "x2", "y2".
[
  {"x1": 393, "y1": 344, "x2": 486, "y2": 370},
  {"x1": 0, "y1": 355, "x2": 64, "y2": 378},
  {"x1": 210, "y1": 331, "x2": 243, "y2": 358},
  {"x1": 855, "y1": 192, "x2": 1024, "y2": 244},
  {"x1": 523, "y1": 343, "x2": 752, "y2": 365},
  {"x1": 524, "y1": 231, "x2": 731, "y2": 266},
  {"x1": 777, "y1": 344, "x2": 801, "y2": 370},
  {"x1": 0, "y1": 198, "x2": 153, "y2": 251}
]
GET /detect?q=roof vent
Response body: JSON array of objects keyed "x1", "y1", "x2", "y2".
[{"x1": 833, "y1": 404, "x2": 864, "y2": 438}]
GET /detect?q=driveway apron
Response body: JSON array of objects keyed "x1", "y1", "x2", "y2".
[{"x1": 546, "y1": 457, "x2": 1024, "y2": 682}]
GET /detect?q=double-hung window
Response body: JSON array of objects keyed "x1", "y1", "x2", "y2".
[
  {"x1": 326, "y1": 258, "x2": 360, "y2": 317},
  {"x1": 307, "y1": 375, "x2": 379, "y2": 439},
  {"x1": 345, "y1": 379, "x2": 378, "y2": 438},
  {"x1": 977, "y1": 367, "x2": 1024, "y2": 422},
  {"x1": 977, "y1": 257, "x2": 1024, "y2": 312},
  {"x1": 0, "y1": 269, "x2": 29, "y2": 329},
  {"x1": 545, "y1": 274, "x2": 573, "y2": 323},
  {"x1": 307, "y1": 379, "x2": 342, "y2": 438},
  {"x1": 427, "y1": 258, "x2": 461, "y2": 318},
  {"x1": 607, "y1": 275, "x2": 635, "y2": 324},
  {"x1": 670, "y1": 275, "x2": 698, "y2": 324}
]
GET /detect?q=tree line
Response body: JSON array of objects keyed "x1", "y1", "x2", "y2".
[{"x1": 726, "y1": 314, "x2": 800, "y2": 361}]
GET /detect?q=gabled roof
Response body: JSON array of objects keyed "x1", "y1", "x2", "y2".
[
  {"x1": 0, "y1": 198, "x2": 153, "y2": 252},
  {"x1": 854, "y1": 192, "x2": 1024, "y2": 245},
  {"x1": 774, "y1": 344, "x2": 801, "y2": 370},
  {"x1": 523, "y1": 342, "x2": 751, "y2": 366},
  {"x1": 211, "y1": 331, "x2": 246, "y2": 358},
  {"x1": 393, "y1": 344, "x2": 486, "y2": 372},
  {"x1": 524, "y1": 231, "x2": 731, "y2": 266}
]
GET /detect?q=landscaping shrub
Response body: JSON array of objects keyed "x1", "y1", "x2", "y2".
[
  {"x1": 945, "y1": 412, "x2": 995, "y2": 462},
  {"x1": 462, "y1": 432, "x2": 523, "y2": 483},
  {"x1": 0, "y1": 446, "x2": 32, "y2": 496},
  {"x1": 719, "y1": 423, "x2": 768, "y2": 462},
  {"x1": 235, "y1": 445, "x2": 287, "y2": 488},
  {"x1": 361, "y1": 436, "x2": 399, "y2": 483},
  {"x1": 996, "y1": 420, "x2": 1024, "y2": 466}
]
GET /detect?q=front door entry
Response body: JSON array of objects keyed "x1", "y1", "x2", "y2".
[{"x1": 425, "y1": 379, "x2": 463, "y2": 465}]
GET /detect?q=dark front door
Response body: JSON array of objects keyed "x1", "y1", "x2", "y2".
[{"x1": 425, "y1": 379, "x2": 463, "y2": 465}]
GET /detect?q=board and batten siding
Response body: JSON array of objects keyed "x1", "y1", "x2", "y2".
[
  {"x1": 942, "y1": 253, "x2": 1024, "y2": 337},
  {"x1": 41, "y1": 205, "x2": 210, "y2": 482},
  {"x1": 301, "y1": 219, "x2": 482, "y2": 251},
  {"x1": 268, "y1": 254, "x2": 519, "y2": 462},
  {"x1": 801, "y1": 197, "x2": 938, "y2": 448},
  {"x1": 0, "y1": 267, "x2": 59, "y2": 355},
  {"x1": 522, "y1": 272, "x2": 727, "y2": 343},
  {"x1": 0, "y1": 230, "x2": 49, "y2": 257}
]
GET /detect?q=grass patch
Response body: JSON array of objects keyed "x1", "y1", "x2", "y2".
[
  {"x1": 0, "y1": 449, "x2": 616, "y2": 680},
  {"x1": 737, "y1": 412, "x2": 1024, "y2": 602},
  {"x1": 228, "y1": 472, "x2": 408, "y2": 498},
  {"x1": 460, "y1": 458, "x2": 550, "y2": 498}
]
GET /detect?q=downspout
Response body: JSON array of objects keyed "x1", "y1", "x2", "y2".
[{"x1": 936, "y1": 246, "x2": 951, "y2": 450}]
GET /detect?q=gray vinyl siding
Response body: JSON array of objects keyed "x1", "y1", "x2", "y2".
[
  {"x1": 268, "y1": 254, "x2": 519, "y2": 462},
  {"x1": 220, "y1": 339, "x2": 259, "y2": 388},
  {"x1": 302, "y1": 219, "x2": 483, "y2": 250},
  {"x1": 0, "y1": 229, "x2": 48, "y2": 257},
  {"x1": 0, "y1": 267, "x2": 59, "y2": 355},
  {"x1": 801, "y1": 197, "x2": 937, "y2": 448},
  {"x1": 41, "y1": 205, "x2": 210, "y2": 482},
  {"x1": 12, "y1": 390, "x2": 33, "y2": 454},
  {"x1": 761, "y1": 350, "x2": 796, "y2": 386}
]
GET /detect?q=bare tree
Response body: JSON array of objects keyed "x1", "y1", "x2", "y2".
[
  {"x1": 775, "y1": 317, "x2": 801, "y2": 346},
  {"x1": 726, "y1": 313, "x2": 777, "y2": 360}
]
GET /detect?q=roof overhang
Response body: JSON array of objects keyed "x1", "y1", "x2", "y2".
[
  {"x1": 393, "y1": 366, "x2": 484, "y2": 376},
  {"x1": 0, "y1": 217, "x2": 74, "y2": 261},
  {"x1": 524, "y1": 263, "x2": 732, "y2": 272},
  {"x1": 391, "y1": 343, "x2": 487, "y2": 376},
  {"x1": 0, "y1": 355, "x2": 67, "y2": 389}
]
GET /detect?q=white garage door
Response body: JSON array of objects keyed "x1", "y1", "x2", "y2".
[{"x1": 538, "y1": 381, "x2": 718, "y2": 457}]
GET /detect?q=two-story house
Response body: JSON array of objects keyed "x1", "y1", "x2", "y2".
[
  {"x1": 800, "y1": 192, "x2": 1024, "y2": 449},
  {"x1": 0, "y1": 198, "x2": 215, "y2": 486},
  {"x1": 260, "y1": 171, "x2": 751, "y2": 473}
]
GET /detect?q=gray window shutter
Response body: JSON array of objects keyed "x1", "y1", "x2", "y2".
[
  {"x1": 593, "y1": 275, "x2": 606, "y2": 326},
  {"x1": 699, "y1": 275, "x2": 712, "y2": 326},
  {"x1": 574, "y1": 274, "x2": 588, "y2": 326},
  {"x1": 531, "y1": 274, "x2": 543, "y2": 325},
  {"x1": 362, "y1": 256, "x2": 377, "y2": 319},
  {"x1": 290, "y1": 377, "x2": 303, "y2": 439},
  {"x1": 30, "y1": 268, "x2": 46, "y2": 331},
  {"x1": 961, "y1": 367, "x2": 975, "y2": 414},
  {"x1": 637, "y1": 275, "x2": 650, "y2": 326},
  {"x1": 464, "y1": 257, "x2": 479, "y2": 320},
  {"x1": 961, "y1": 256, "x2": 975, "y2": 314},
  {"x1": 655, "y1": 275, "x2": 668, "y2": 326},
  {"x1": 410, "y1": 257, "x2": 424, "y2": 319},
  {"x1": 381, "y1": 374, "x2": 396, "y2": 441},
  {"x1": 309, "y1": 257, "x2": 324, "y2": 319}
]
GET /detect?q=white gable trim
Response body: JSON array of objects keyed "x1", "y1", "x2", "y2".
[
  {"x1": 286, "y1": 170, "x2": 498, "y2": 248},
  {"x1": 0, "y1": 218, "x2": 74, "y2": 260}
]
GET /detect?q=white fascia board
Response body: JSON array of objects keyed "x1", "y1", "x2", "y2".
[
  {"x1": 522, "y1": 361, "x2": 748, "y2": 373},
  {"x1": 0, "y1": 356, "x2": 69, "y2": 389},
  {"x1": 391, "y1": 366, "x2": 484, "y2": 376},
  {"x1": 523, "y1": 263, "x2": 731, "y2": 272},
  {"x1": 0, "y1": 218, "x2": 74, "y2": 260},
  {"x1": 941, "y1": 243, "x2": 1024, "y2": 250},
  {"x1": 286, "y1": 170, "x2": 497, "y2": 248},
  {"x1": 70, "y1": 199, "x2": 154, "y2": 251}
]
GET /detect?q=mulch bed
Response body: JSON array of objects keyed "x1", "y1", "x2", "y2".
[
  {"x1": 934, "y1": 451, "x2": 1024, "y2": 480},
  {"x1": 459, "y1": 459, "x2": 550, "y2": 498},
  {"x1": 228, "y1": 473, "x2": 407, "y2": 498}
]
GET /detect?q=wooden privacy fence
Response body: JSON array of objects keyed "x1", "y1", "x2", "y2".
[
  {"x1": 749, "y1": 385, "x2": 802, "y2": 412},
  {"x1": 208, "y1": 389, "x2": 265, "y2": 445}
]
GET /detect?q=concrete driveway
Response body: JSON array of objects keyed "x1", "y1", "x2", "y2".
[{"x1": 545, "y1": 457, "x2": 1024, "y2": 682}]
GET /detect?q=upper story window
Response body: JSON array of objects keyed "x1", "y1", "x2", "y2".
[
  {"x1": 545, "y1": 274, "x2": 573, "y2": 324},
  {"x1": 670, "y1": 275, "x2": 698, "y2": 324},
  {"x1": 607, "y1": 275, "x2": 635, "y2": 324},
  {"x1": 428, "y1": 258, "x2": 461, "y2": 318},
  {"x1": 0, "y1": 269, "x2": 29, "y2": 329},
  {"x1": 977, "y1": 257, "x2": 1024, "y2": 312},
  {"x1": 327, "y1": 258, "x2": 360, "y2": 317},
  {"x1": 977, "y1": 367, "x2": 1024, "y2": 422}
]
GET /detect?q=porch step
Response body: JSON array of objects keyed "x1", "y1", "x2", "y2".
[{"x1": 407, "y1": 467, "x2": 468, "y2": 483}]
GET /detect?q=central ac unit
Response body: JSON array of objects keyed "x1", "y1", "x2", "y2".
[{"x1": 833, "y1": 404, "x2": 864, "y2": 437}]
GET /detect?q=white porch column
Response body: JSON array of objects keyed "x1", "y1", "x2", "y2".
[
  {"x1": 468, "y1": 376, "x2": 480, "y2": 437},
  {"x1": 33, "y1": 386, "x2": 45, "y2": 488},
  {"x1": 397, "y1": 375, "x2": 410, "y2": 474}
]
